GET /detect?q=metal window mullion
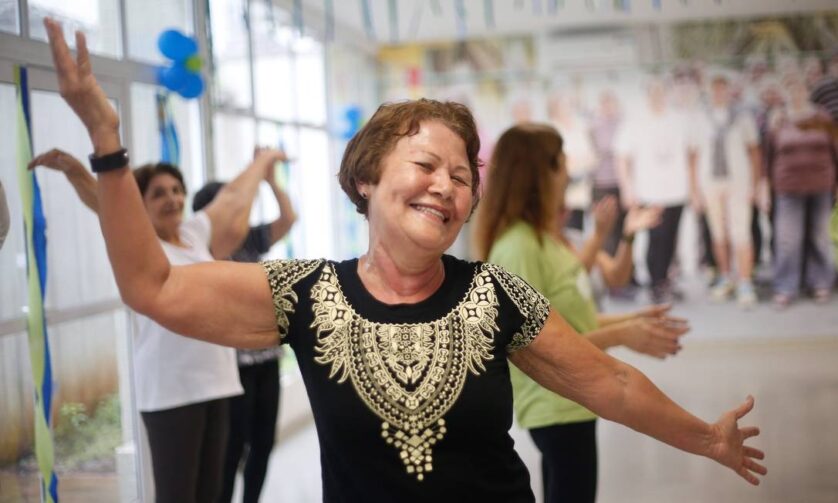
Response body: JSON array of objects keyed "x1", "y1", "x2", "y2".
[
  {"x1": 195, "y1": 0, "x2": 216, "y2": 180},
  {"x1": 17, "y1": 0, "x2": 29, "y2": 39},
  {"x1": 245, "y1": 0, "x2": 258, "y2": 144}
]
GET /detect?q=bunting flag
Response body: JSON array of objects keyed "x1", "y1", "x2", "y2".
[
  {"x1": 15, "y1": 65, "x2": 59, "y2": 503},
  {"x1": 430, "y1": 0, "x2": 443, "y2": 17},
  {"x1": 532, "y1": 0, "x2": 543, "y2": 16},
  {"x1": 155, "y1": 91, "x2": 180, "y2": 166},
  {"x1": 388, "y1": 0, "x2": 398, "y2": 44},
  {"x1": 360, "y1": 0, "x2": 376, "y2": 41},
  {"x1": 652, "y1": 0, "x2": 662, "y2": 10},
  {"x1": 547, "y1": 0, "x2": 560, "y2": 15}
]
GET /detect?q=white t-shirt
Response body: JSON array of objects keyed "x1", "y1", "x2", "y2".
[
  {"x1": 133, "y1": 211, "x2": 243, "y2": 412},
  {"x1": 693, "y1": 107, "x2": 759, "y2": 189},
  {"x1": 615, "y1": 110, "x2": 694, "y2": 206}
]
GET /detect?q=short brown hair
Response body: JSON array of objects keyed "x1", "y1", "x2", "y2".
[
  {"x1": 133, "y1": 163, "x2": 186, "y2": 197},
  {"x1": 473, "y1": 123, "x2": 563, "y2": 260},
  {"x1": 338, "y1": 98, "x2": 482, "y2": 216}
]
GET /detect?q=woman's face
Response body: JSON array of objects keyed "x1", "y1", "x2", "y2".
[
  {"x1": 142, "y1": 173, "x2": 185, "y2": 237},
  {"x1": 359, "y1": 120, "x2": 474, "y2": 256}
]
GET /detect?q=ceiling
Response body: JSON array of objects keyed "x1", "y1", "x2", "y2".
[{"x1": 278, "y1": 0, "x2": 838, "y2": 45}]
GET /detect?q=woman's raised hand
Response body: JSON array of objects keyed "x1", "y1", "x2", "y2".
[
  {"x1": 592, "y1": 195, "x2": 618, "y2": 238},
  {"x1": 708, "y1": 396, "x2": 767, "y2": 485},
  {"x1": 28, "y1": 148, "x2": 85, "y2": 174},
  {"x1": 43, "y1": 18, "x2": 120, "y2": 150}
]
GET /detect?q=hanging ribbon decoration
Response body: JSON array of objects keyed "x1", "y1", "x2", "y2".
[
  {"x1": 547, "y1": 0, "x2": 560, "y2": 15},
  {"x1": 514, "y1": 0, "x2": 525, "y2": 11},
  {"x1": 652, "y1": 0, "x2": 662, "y2": 10},
  {"x1": 454, "y1": 0, "x2": 466, "y2": 40},
  {"x1": 532, "y1": 0, "x2": 543, "y2": 16},
  {"x1": 324, "y1": 0, "x2": 334, "y2": 42},
  {"x1": 15, "y1": 65, "x2": 58, "y2": 503},
  {"x1": 430, "y1": 0, "x2": 443, "y2": 17},
  {"x1": 483, "y1": 0, "x2": 495, "y2": 30},
  {"x1": 155, "y1": 91, "x2": 181, "y2": 165},
  {"x1": 360, "y1": 0, "x2": 376, "y2": 41},
  {"x1": 388, "y1": 0, "x2": 398, "y2": 44}
]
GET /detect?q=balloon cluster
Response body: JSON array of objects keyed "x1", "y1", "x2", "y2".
[
  {"x1": 339, "y1": 105, "x2": 364, "y2": 140},
  {"x1": 156, "y1": 29, "x2": 204, "y2": 99}
]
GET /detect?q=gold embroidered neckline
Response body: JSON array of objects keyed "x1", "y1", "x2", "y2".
[{"x1": 311, "y1": 263, "x2": 498, "y2": 481}]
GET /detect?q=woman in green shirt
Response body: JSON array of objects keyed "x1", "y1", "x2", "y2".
[{"x1": 475, "y1": 123, "x2": 688, "y2": 503}]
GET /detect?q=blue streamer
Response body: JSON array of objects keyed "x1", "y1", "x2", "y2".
[
  {"x1": 483, "y1": 0, "x2": 495, "y2": 29},
  {"x1": 293, "y1": 0, "x2": 304, "y2": 35},
  {"x1": 156, "y1": 92, "x2": 181, "y2": 166}
]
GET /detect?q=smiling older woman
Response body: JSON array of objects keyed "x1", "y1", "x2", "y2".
[{"x1": 43, "y1": 18, "x2": 765, "y2": 503}]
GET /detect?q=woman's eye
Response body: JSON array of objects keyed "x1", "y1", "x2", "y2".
[
  {"x1": 453, "y1": 177, "x2": 470, "y2": 186},
  {"x1": 415, "y1": 162, "x2": 433, "y2": 171}
]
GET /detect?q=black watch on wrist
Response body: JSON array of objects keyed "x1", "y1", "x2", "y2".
[{"x1": 89, "y1": 148, "x2": 129, "y2": 173}]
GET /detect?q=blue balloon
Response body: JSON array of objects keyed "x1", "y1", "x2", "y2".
[
  {"x1": 158, "y1": 63, "x2": 188, "y2": 91},
  {"x1": 177, "y1": 73, "x2": 204, "y2": 99},
  {"x1": 158, "y1": 29, "x2": 197, "y2": 61}
]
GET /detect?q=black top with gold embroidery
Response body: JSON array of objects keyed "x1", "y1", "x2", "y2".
[{"x1": 261, "y1": 254, "x2": 550, "y2": 503}]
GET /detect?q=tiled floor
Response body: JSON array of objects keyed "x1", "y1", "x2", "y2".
[{"x1": 254, "y1": 278, "x2": 838, "y2": 502}]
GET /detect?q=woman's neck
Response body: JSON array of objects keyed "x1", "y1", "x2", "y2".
[
  {"x1": 358, "y1": 243, "x2": 445, "y2": 304},
  {"x1": 156, "y1": 226, "x2": 184, "y2": 247}
]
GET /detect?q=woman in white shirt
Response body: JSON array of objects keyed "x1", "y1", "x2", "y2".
[{"x1": 29, "y1": 147, "x2": 285, "y2": 502}]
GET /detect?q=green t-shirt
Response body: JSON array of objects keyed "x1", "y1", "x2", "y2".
[{"x1": 488, "y1": 221, "x2": 599, "y2": 428}]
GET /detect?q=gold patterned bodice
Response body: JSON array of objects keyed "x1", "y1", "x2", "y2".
[{"x1": 261, "y1": 259, "x2": 549, "y2": 481}]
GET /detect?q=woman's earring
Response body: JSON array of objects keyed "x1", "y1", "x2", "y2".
[{"x1": 360, "y1": 192, "x2": 368, "y2": 199}]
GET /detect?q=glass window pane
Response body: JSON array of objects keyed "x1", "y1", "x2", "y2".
[
  {"x1": 209, "y1": 0, "x2": 251, "y2": 109},
  {"x1": 256, "y1": 121, "x2": 300, "y2": 260},
  {"x1": 297, "y1": 127, "x2": 333, "y2": 258},
  {"x1": 0, "y1": 0, "x2": 20, "y2": 33},
  {"x1": 251, "y1": 3, "x2": 294, "y2": 121},
  {"x1": 0, "y1": 83, "x2": 26, "y2": 322},
  {"x1": 212, "y1": 113, "x2": 255, "y2": 181},
  {"x1": 125, "y1": 0, "x2": 193, "y2": 64},
  {"x1": 30, "y1": 90, "x2": 120, "y2": 310},
  {"x1": 28, "y1": 0, "x2": 122, "y2": 58},
  {"x1": 294, "y1": 49, "x2": 326, "y2": 125},
  {"x1": 130, "y1": 84, "x2": 205, "y2": 192}
]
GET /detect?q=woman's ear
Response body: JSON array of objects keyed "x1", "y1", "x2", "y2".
[{"x1": 356, "y1": 181, "x2": 371, "y2": 200}]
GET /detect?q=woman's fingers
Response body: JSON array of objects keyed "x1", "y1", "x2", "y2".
[
  {"x1": 744, "y1": 458, "x2": 767, "y2": 476},
  {"x1": 744, "y1": 446, "x2": 765, "y2": 460},
  {"x1": 741, "y1": 426, "x2": 760, "y2": 439}
]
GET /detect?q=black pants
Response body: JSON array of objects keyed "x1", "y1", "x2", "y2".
[
  {"x1": 593, "y1": 186, "x2": 626, "y2": 256},
  {"x1": 141, "y1": 397, "x2": 230, "y2": 503},
  {"x1": 220, "y1": 360, "x2": 281, "y2": 503},
  {"x1": 529, "y1": 420, "x2": 598, "y2": 503},
  {"x1": 566, "y1": 209, "x2": 586, "y2": 232},
  {"x1": 647, "y1": 205, "x2": 684, "y2": 287}
]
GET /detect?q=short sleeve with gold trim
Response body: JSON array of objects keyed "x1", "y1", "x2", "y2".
[
  {"x1": 483, "y1": 264, "x2": 551, "y2": 352},
  {"x1": 260, "y1": 258, "x2": 324, "y2": 341}
]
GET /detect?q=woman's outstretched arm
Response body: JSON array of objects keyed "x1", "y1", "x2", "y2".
[
  {"x1": 509, "y1": 310, "x2": 766, "y2": 486},
  {"x1": 44, "y1": 18, "x2": 279, "y2": 346}
]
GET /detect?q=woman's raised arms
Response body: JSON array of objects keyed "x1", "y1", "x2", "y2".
[
  {"x1": 44, "y1": 18, "x2": 279, "y2": 347},
  {"x1": 508, "y1": 310, "x2": 766, "y2": 485}
]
